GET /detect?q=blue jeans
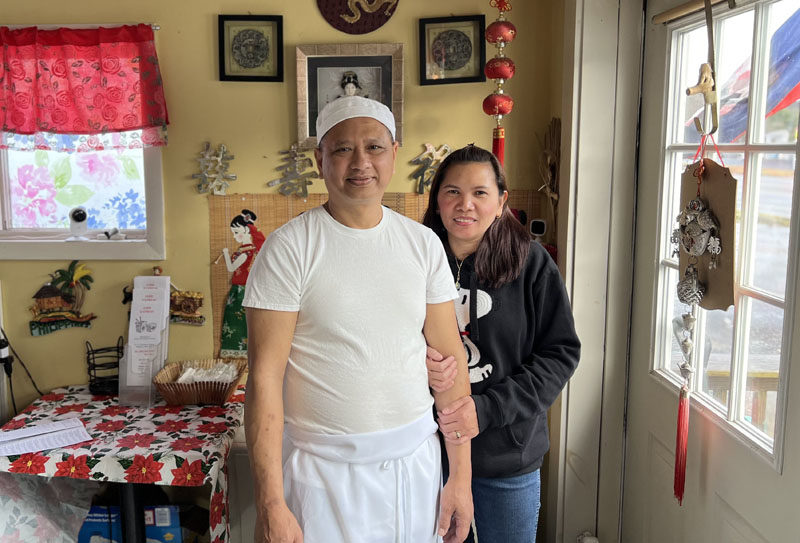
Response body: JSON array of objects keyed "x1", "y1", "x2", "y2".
[{"x1": 465, "y1": 469, "x2": 541, "y2": 543}]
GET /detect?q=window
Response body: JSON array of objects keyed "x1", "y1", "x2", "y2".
[
  {"x1": 0, "y1": 140, "x2": 164, "y2": 260},
  {"x1": 654, "y1": 0, "x2": 799, "y2": 458},
  {"x1": 0, "y1": 24, "x2": 168, "y2": 260}
]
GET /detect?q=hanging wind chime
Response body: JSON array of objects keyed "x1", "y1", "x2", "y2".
[
  {"x1": 482, "y1": 0, "x2": 516, "y2": 165},
  {"x1": 671, "y1": 156, "x2": 723, "y2": 505},
  {"x1": 670, "y1": 0, "x2": 736, "y2": 506}
]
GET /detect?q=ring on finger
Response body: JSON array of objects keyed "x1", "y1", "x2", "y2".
[{"x1": 455, "y1": 430, "x2": 461, "y2": 439}]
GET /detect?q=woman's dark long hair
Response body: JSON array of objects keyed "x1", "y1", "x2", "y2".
[{"x1": 422, "y1": 145, "x2": 530, "y2": 288}]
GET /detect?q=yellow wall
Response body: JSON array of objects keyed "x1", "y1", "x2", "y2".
[{"x1": 0, "y1": 0, "x2": 562, "y2": 409}]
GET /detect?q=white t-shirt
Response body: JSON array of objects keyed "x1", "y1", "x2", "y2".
[{"x1": 243, "y1": 206, "x2": 457, "y2": 435}]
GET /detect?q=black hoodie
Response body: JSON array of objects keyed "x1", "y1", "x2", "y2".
[{"x1": 446, "y1": 240, "x2": 581, "y2": 479}]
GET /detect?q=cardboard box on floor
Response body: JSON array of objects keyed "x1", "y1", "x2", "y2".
[
  {"x1": 77, "y1": 506, "x2": 122, "y2": 543},
  {"x1": 144, "y1": 505, "x2": 183, "y2": 543},
  {"x1": 78, "y1": 505, "x2": 186, "y2": 543}
]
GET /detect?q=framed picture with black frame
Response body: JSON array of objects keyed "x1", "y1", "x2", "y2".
[
  {"x1": 296, "y1": 43, "x2": 404, "y2": 149},
  {"x1": 419, "y1": 15, "x2": 486, "y2": 85},
  {"x1": 218, "y1": 15, "x2": 283, "y2": 82}
]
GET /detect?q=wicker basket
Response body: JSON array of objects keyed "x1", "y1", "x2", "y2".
[{"x1": 153, "y1": 359, "x2": 247, "y2": 406}]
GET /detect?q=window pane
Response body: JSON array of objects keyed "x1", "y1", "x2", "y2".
[
  {"x1": 7, "y1": 144, "x2": 146, "y2": 231},
  {"x1": 665, "y1": 266, "x2": 685, "y2": 377},
  {"x1": 746, "y1": 153, "x2": 795, "y2": 297},
  {"x1": 716, "y1": 10, "x2": 754, "y2": 143},
  {"x1": 766, "y1": 101, "x2": 800, "y2": 144},
  {"x1": 700, "y1": 304, "x2": 733, "y2": 411},
  {"x1": 761, "y1": 2, "x2": 800, "y2": 144},
  {"x1": 663, "y1": 152, "x2": 697, "y2": 261},
  {"x1": 673, "y1": 26, "x2": 708, "y2": 145},
  {"x1": 743, "y1": 298, "x2": 783, "y2": 438},
  {"x1": 724, "y1": 152, "x2": 746, "y2": 253},
  {"x1": 668, "y1": 11, "x2": 758, "y2": 144}
]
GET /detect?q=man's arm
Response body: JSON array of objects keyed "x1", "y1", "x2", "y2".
[
  {"x1": 423, "y1": 301, "x2": 472, "y2": 543},
  {"x1": 245, "y1": 307, "x2": 303, "y2": 543}
]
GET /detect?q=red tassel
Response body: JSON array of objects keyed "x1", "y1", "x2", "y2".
[
  {"x1": 674, "y1": 385, "x2": 690, "y2": 505},
  {"x1": 492, "y1": 126, "x2": 506, "y2": 166}
]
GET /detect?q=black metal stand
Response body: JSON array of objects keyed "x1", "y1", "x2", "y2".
[{"x1": 86, "y1": 336, "x2": 123, "y2": 395}]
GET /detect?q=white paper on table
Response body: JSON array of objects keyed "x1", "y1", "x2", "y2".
[{"x1": 0, "y1": 417, "x2": 91, "y2": 455}]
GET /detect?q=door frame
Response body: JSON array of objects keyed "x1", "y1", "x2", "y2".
[{"x1": 547, "y1": 1, "x2": 644, "y2": 541}]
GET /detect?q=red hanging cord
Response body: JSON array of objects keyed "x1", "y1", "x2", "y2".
[
  {"x1": 692, "y1": 134, "x2": 708, "y2": 162},
  {"x1": 692, "y1": 133, "x2": 725, "y2": 167},
  {"x1": 707, "y1": 133, "x2": 725, "y2": 167}
]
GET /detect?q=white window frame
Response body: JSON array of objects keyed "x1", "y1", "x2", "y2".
[
  {"x1": 650, "y1": 0, "x2": 799, "y2": 470},
  {"x1": 0, "y1": 146, "x2": 166, "y2": 260}
]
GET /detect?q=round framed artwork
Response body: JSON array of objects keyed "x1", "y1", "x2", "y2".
[{"x1": 317, "y1": 0, "x2": 399, "y2": 34}]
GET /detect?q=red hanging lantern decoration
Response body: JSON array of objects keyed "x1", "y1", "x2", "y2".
[
  {"x1": 485, "y1": 20, "x2": 517, "y2": 44},
  {"x1": 482, "y1": 93, "x2": 514, "y2": 116},
  {"x1": 483, "y1": 0, "x2": 516, "y2": 165},
  {"x1": 484, "y1": 57, "x2": 516, "y2": 80}
]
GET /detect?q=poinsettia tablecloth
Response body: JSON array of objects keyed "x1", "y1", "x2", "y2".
[{"x1": 0, "y1": 384, "x2": 245, "y2": 543}]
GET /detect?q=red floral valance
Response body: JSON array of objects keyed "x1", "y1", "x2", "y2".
[{"x1": 0, "y1": 24, "x2": 169, "y2": 151}]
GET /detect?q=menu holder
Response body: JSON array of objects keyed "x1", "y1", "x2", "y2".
[{"x1": 119, "y1": 276, "x2": 171, "y2": 407}]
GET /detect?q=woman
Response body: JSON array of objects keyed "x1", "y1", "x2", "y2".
[
  {"x1": 422, "y1": 145, "x2": 580, "y2": 542},
  {"x1": 220, "y1": 209, "x2": 265, "y2": 358}
]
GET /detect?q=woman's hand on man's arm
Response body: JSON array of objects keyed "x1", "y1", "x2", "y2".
[{"x1": 426, "y1": 346, "x2": 458, "y2": 392}]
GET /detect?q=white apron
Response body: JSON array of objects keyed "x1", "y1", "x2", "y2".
[{"x1": 283, "y1": 413, "x2": 443, "y2": 543}]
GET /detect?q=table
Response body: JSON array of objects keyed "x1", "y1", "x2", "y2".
[{"x1": 0, "y1": 384, "x2": 245, "y2": 543}]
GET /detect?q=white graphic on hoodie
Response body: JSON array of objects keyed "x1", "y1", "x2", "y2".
[{"x1": 454, "y1": 287, "x2": 494, "y2": 383}]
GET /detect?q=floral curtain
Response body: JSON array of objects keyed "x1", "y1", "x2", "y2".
[{"x1": 0, "y1": 24, "x2": 168, "y2": 152}]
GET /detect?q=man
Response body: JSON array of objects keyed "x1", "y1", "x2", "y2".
[{"x1": 243, "y1": 96, "x2": 473, "y2": 543}]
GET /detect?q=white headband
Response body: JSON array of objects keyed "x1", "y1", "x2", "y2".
[{"x1": 316, "y1": 96, "x2": 396, "y2": 144}]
